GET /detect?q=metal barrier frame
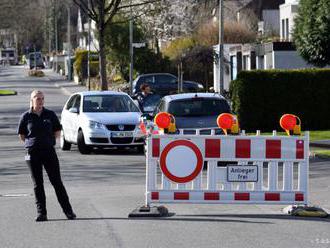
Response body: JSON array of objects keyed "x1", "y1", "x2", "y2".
[{"x1": 145, "y1": 131, "x2": 309, "y2": 206}]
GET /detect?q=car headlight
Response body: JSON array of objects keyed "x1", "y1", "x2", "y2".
[
  {"x1": 89, "y1": 120, "x2": 106, "y2": 130},
  {"x1": 198, "y1": 84, "x2": 204, "y2": 89}
]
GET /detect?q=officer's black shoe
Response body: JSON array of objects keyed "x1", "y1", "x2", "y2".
[
  {"x1": 35, "y1": 214, "x2": 48, "y2": 222},
  {"x1": 65, "y1": 212, "x2": 76, "y2": 220}
]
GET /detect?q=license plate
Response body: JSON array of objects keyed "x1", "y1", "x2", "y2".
[
  {"x1": 111, "y1": 131, "x2": 133, "y2": 138},
  {"x1": 227, "y1": 165, "x2": 258, "y2": 182}
]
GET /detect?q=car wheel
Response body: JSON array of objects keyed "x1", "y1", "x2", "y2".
[
  {"x1": 60, "y1": 131, "x2": 71, "y2": 151},
  {"x1": 77, "y1": 130, "x2": 92, "y2": 154}
]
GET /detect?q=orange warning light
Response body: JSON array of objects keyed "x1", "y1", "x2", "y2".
[
  {"x1": 280, "y1": 114, "x2": 296, "y2": 130},
  {"x1": 280, "y1": 114, "x2": 301, "y2": 136},
  {"x1": 154, "y1": 112, "x2": 171, "y2": 129},
  {"x1": 217, "y1": 113, "x2": 239, "y2": 135},
  {"x1": 217, "y1": 113, "x2": 234, "y2": 130}
]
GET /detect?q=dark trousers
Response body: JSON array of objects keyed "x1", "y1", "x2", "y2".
[{"x1": 26, "y1": 147, "x2": 73, "y2": 215}]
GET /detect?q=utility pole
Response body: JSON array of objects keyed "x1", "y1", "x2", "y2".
[
  {"x1": 48, "y1": 7, "x2": 52, "y2": 61},
  {"x1": 54, "y1": 0, "x2": 58, "y2": 72},
  {"x1": 129, "y1": 0, "x2": 133, "y2": 95},
  {"x1": 218, "y1": 0, "x2": 224, "y2": 95},
  {"x1": 67, "y1": 4, "x2": 72, "y2": 81},
  {"x1": 34, "y1": 44, "x2": 37, "y2": 69},
  {"x1": 87, "y1": 0, "x2": 91, "y2": 90}
]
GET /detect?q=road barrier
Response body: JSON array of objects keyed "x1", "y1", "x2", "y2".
[{"x1": 145, "y1": 131, "x2": 309, "y2": 206}]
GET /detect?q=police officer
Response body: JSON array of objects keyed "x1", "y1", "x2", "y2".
[{"x1": 18, "y1": 90, "x2": 76, "y2": 222}]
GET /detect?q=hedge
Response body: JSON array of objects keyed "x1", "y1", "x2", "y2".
[
  {"x1": 230, "y1": 69, "x2": 330, "y2": 132},
  {"x1": 73, "y1": 49, "x2": 99, "y2": 82}
]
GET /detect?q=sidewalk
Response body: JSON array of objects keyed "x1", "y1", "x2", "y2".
[{"x1": 44, "y1": 69, "x2": 87, "y2": 95}]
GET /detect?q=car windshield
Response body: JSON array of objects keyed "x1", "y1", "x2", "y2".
[
  {"x1": 83, "y1": 95, "x2": 140, "y2": 113},
  {"x1": 141, "y1": 94, "x2": 162, "y2": 113},
  {"x1": 168, "y1": 98, "x2": 230, "y2": 117}
]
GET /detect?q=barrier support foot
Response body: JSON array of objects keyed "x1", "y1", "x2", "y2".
[
  {"x1": 128, "y1": 205, "x2": 169, "y2": 218},
  {"x1": 283, "y1": 205, "x2": 328, "y2": 218}
]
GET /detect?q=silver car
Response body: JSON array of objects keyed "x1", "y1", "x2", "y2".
[{"x1": 60, "y1": 91, "x2": 145, "y2": 154}]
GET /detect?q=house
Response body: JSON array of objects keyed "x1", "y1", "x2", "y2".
[
  {"x1": 279, "y1": 0, "x2": 299, "y2": 41},
  {"x1": 214, "y1": 0, "x2": 317, "y2": 92},
  {"x1": 236, "y1": 0, "x2": 285, "y2": 36},
  {"x1": 77, "y1": 8, "x2": 99, "y2": 52},
  {"x1": 213, "y1": 44, "x2": 240, "y2": 92},
  {"x1": 0, "y1": 29, "x2": 17, "y2": 49}
]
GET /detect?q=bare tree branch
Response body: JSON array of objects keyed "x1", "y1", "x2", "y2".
[{"x1": 117, "y1": 0, "x2": 160, "y2": 10}]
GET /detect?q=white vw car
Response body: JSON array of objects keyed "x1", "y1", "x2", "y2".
[{"x1": 60, "y1": 91, "x2": 145, "y2": 154}]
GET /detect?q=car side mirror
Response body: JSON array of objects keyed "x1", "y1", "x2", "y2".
[{"x1": 69, "y1": 107, "x2": 79, "y2": 114}]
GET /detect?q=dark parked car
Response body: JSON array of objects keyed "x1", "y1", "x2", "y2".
[
  {"x1": 151, "y1": 93, "x2": 231, "y2": 134},
  {"x1": 138, "y1": 94, "x2": 162, "y2": 113},
  {"x1": 132, "y1": 73, "x2": 204, "y2": 96},
  {"x1": 28, "y1": 52, "x2": 45, "y2": 69}
]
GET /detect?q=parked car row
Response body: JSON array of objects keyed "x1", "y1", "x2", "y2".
[
  {"x1": 60, "y1": 74, "x2": 231, "y2": 154},
  {"x1": 132, "y1": 73, "x2": 204, "y2": 96}
]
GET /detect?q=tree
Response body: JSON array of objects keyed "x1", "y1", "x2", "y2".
[
  {"x1": 104, "y1": 16, "x2": 170, "y2": 82},
  {"x1": 293, "y1": 0, "x2": 330, "y2": 67},
  {"x1": 73, "y1": 0, "x2": 158, "y2": 90},
  {"x1": 142, "y1": 0, "x2": 199, "y2": 41}
]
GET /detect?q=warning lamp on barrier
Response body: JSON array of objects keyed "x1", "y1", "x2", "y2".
[
  {"x1": 154, "y1": 112, "x2": 177, "y2": 134},
  {"x1": 280, "y1": 114, "x2": 301, "y2": 136},
  {"x1": 154, "y1": 112, "x2": 171, "y2": 129},
  {"x1": 217, "y1": 113, "x2": 239, "y2": 135}
]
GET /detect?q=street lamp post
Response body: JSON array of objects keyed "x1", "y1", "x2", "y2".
[
  {"x1": 87, "y1": 0, "x2": 91, "y2": 90},
  {"x1": 54, "y1": 0, "x2": 58, "y2": 73},
  {"x1": 219, "y1": 0, "x2": 224, "y2": 95},
  {"x1": 129, "y1": 1, "x2": 134, "y2": 96},
  {"x1": 67, "y1": 4, "x2": 72, "y2": 81}
]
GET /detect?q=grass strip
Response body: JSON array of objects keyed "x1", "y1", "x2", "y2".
[{"x1": 0, "y1": 89, "x2": 16, "y2": 95}]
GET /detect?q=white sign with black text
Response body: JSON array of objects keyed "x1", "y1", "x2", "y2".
[{"x1": 227, "y1": 165, "x2": 258, "y2": 182}]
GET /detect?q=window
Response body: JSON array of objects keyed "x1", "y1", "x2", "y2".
[
  {"x1": 66, "y1": 95, "x2": 78, "y2": 110},
  {"x1": 139, "y1": 76, "x2": 154, "y2": 85},
  {"x1": 83, "y1": 95, "x2": 140, "y2": 113},
  {"x1": 168, "y1": 98, "x2": 230, "y2": 117},
  {"x1": 285, "y1": 18, "x2": 289, "y2": 40},
  {"x1": 155, "y1": 75, "x2": 177, "y2": 84},
  {"x1": 73, "y1": 95, "x2": 81, "y2": 109}
]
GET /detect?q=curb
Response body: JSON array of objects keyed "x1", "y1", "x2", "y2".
[{"x1": 310, "y1": 143, "x2": 330, "y2": 149}]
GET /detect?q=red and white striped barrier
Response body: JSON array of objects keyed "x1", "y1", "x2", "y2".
[{"x1": 145, "y1": 132, "x2": 309, "y2": 205}]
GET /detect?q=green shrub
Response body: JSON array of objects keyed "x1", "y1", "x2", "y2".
[
  {"x1": 230, "y1": 69, "x2": 330, "y2": 131},
  {"x1": 73, "y1": 49, "x2": 99, "y2": 82},
  {"x1": 89, "y1": 61, "x2": 99, "y2": 77}
]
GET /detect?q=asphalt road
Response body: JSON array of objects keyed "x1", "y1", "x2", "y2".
[{"x1": 0, "y1": 66, "x2": 329, "y2": 248}]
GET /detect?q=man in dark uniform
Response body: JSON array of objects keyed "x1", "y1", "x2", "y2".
[{"x1": 18, "y1": 90, "x2": 76, "y2": 222}]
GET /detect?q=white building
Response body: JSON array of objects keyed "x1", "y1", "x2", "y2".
[
  {"x1": 214, "y1": 0, "x2": 320, "y2": 89},
  {"x1": 77, "y1": 9, "x2": 99, "y2": 51},
  {"x1": 213, "y1": 44, "x2": 240, "y2": 92},
  {"x1": 279, "y1": 0, "x2": 299, "y2": 41}
]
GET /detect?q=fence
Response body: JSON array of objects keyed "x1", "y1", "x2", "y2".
[{"x1": 145, "y1": 131, "x2": 309, "y2": 205}]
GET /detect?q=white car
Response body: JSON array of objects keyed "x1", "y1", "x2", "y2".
[{"x1": 60, "y1": 91, "x2": 145, "y2": 154}]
